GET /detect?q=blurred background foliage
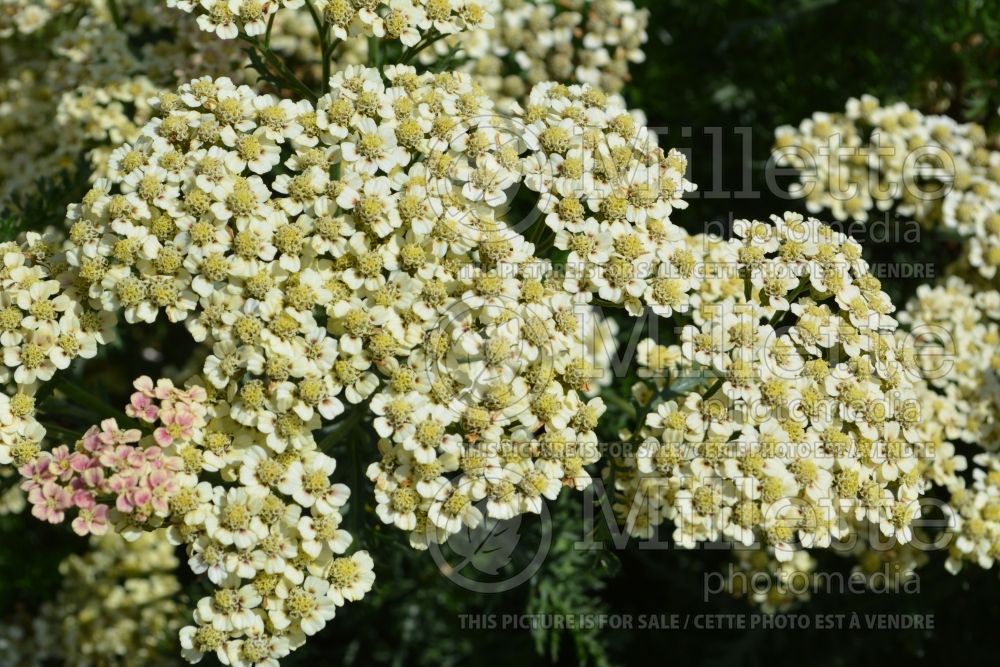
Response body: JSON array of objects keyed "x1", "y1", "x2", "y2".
[{"x1": 3, "y1": 0, "x2": 1000, "y2": 665}]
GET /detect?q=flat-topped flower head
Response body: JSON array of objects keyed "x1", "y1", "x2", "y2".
[
  {"x1": 60, "y1": 70, "x2": 650, "y2": 551},
  {"x1": 945, "y1": 451, "x2": 1000, "y2": 573},
  {"x1": 168, "y1": 0, "x2": 496, "y2": 41},
  {"x1": 899, "y1": 276, "x2": 1000, "y2": 453},
  {"x1": 519, "y1": 81, "x2": 697, "y2": 316},
  {"x1": 11, "y1": 373, "x2": 373, "y2": 666},
  {"x1": 615, "y1": 213, "x2": 926, "y2": 561},
  {"x1": 397, "y1": 0, "x2": 650, "y2": 109},
  {"x1": 773, "y1": 95, "x2": 1000, "y2": 282}
]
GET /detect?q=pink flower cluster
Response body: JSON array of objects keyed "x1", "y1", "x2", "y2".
[
  {"x1": 126, "y1": 375, "x2": 209, "y2": 445},
  {"x1": 19, "y1": 376, "x2": 208, "y2": 537}
]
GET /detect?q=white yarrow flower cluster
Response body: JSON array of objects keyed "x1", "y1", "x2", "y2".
[
  {"x1": 725, "y1": 548, "x2": 817, "y2": 614},
  {"x1": 323, "y1": 1, "x2": 648, "y2": 111},
  {"x1": 169, "y1": 0, "x2": 495, "y2": 41},
  {"x1": 615, "y1": 213, "x2": 927, "y2": 561},
  {"x1": 0, "y1": 0, "x2": 80, "y2": 38},
  {"x1": 0, "y1": 233, "x2": 112, "y2": 468},
  {"x1": 169, "y1": 391, "x2": 376, "y2": 666},
  {"x1": 60, "y1": 69, "x2": 638, "y2": 556},
  {"x1": 945, "y1": 451, "x2": 1000, "y2": 573},
  {"x1": 773, "y1": 95, "x2": 1000, "y2": 281},
  {"x1": 896, "y1": 277, "x2": 1000, "y2": 574},
  {"x1": 520, "y1": 82, "x2": 697, "y2": 316},
  {"x1": 449, "y1": 0, "x2": 650, "y2": 106},
  {"x1": 5, "y1": 532, "x2": 187, "y2": 667},
  {"x1": 898, "y1": 276, "x2": 1000, "y2": 453}
]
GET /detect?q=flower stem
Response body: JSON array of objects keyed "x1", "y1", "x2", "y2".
[
  {"x1": 242, "y1": 35, "x2": 318, "y2": 102},
  {"x1": 38, "y1": 421, "x2": 84, "y2": 444},
  {"x1": 303, "y1": 0, "x2": 334, "y2": 94},
  {"x1": 766, "y1": 280, "x2": 810, "y2": 328},
  {"x1": 55, "y1": 379, "x2": 136, "y2": 427},
  {"x1": 107, "y1": 0, "x2": 124, "y2": 30},
  {"x1": 368, "y1": 36, "x2": 382, "y2": 70},
  {"x1": 316, "y1": 404, "x2": 366, "y2": 452},
  {"x1": 398, "y1": 30, "x2": 448, "y2": 66},
  {"x1": 602, "y1": 390, "x2": 636, "y2": 420},
  {"x1": 702, "y1": 377, "x2": 723, "y2": 399}
]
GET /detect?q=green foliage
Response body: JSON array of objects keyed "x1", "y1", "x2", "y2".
[
  {"x1": 632, "y1": 0, "x2": 1000, "y2": 133},
  {"x1": 525, "y1": 497, "x2": 617, "y2": 667},
  {"x1": 1, "y1": 158, "x2": 92, "y2": 236},
  {"x1": 0, "y1": 510, "x2": 83, "y2": 613},
  {"x1": 0, "y1": 216, "x2": 18, "y2": 241}
]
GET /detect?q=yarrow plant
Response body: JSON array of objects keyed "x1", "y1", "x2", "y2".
[
  {"x1": 1, "y1": 1, "x2": 999, "y2": 664},
  {"x1": 614, "y1": 213, "x2": 930, "y2": 559},
  {"x1": 773, "y1": 97, "x2": 1000, "y2": 577},
  {"x1": 1, "y1": 233, "x2": 110, "y2": 468},
  {"x1": 232, "y1": 0, "x2": 650, "y2": 111},
  {"x1": 52, "y1": 58, "x2": 688, "y2": 553},
  {"x1": 410, "y1": 0, "x2": 650, "y2": 108},
  {"x1": 773, "y1": 95, "x2": 1000, "y2": 282},
  {"x1": 16, "y1": 374, "x2": 375, "y2": 664},
  {"x1": 0, "y1": 531, "x2": 186, "y2": 666},
  {"x1": 2, "y1": 46, "x2": 667, "y2": 658},
  {"x1": 897, "y1": 277, "x2": 1000, "y2": 571},
  {"x1": 167, "y1": 0, "x2": 496, "y2": 42},
  {"x1": 0, "y1": 0, "x2": 246, "y2": 212},
  {"x1": 1, "y1": 0, "x2": 668, "y2": 651}
]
